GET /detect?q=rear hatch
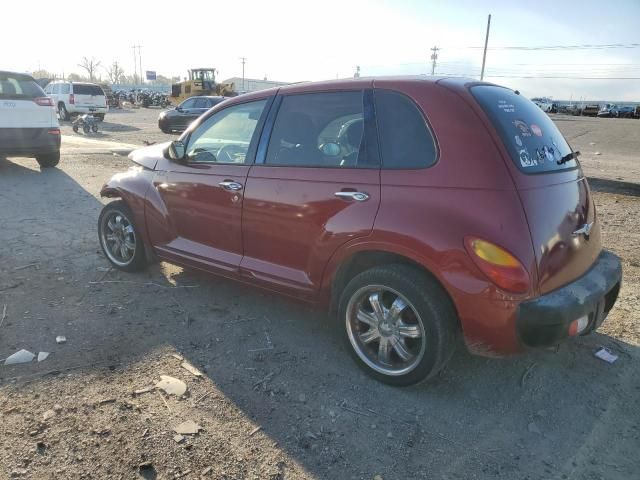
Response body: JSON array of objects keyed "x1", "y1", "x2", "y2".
[
  {"x1": 0, "y1": 72, "x2": 54, "y2": 128},
  {"x1": 72, "y1": 83, "x2": 106, "y2": 109},
  {"x1": 471, "y1": 85, "x2": 601, "y2": 294}
]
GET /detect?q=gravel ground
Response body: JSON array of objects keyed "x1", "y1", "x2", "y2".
[{"x1": 0, "y1": 108, "x2": 638, "y2": 480}]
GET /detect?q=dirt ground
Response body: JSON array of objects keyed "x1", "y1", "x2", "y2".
[{"x1": 0, "y1": 108, "x2": 638, "y2": 480}]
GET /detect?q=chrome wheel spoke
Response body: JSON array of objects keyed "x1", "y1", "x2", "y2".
[
  {"x1": 102, "y1": 211, "x2": 136, "y2": 266},
  {"x1": 378, "y1": 337, "x2": 392, "y2": 365},
  {"x1": 398, "y1": 323, "x2": 422, "y2": 339},
  {"x1": 356, "y1": 308, "x2": 378, "y2": 327},
  {"x1": 360, "y1": 328, "x2": 380, "y2": 344},
  {"x1": 368, "y1": 292, "x2": 385, "y2": 323},
  {"x1": 391, "y1": 336, "x2": 413, "y2": 361},
  {"x1": 124, "y1": 238, "x2": 136, "y2": 251},
  {"x1": 107, "y1": 219, "x2": 116, "y2": 231},
  {"x1": 120, "y1": 243, "x2": 129, "y2": 259},
  {"x1": 387, "y1": 296, "x2": 408, "y2": 323},
  {"x1": 105, "y1": 233, "x2": 117, "y2": 243}
]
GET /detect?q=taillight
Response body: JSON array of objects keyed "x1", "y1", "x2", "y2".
[
  {"x1": 34, "y1": 97, "x2": 54, "y2": 106},
  {"x1": 47, "y1": 128, "x2": 60, "y2": 135},
  {"x1": 464, "y1": 237, "x2": 530, "y2": 293},
  {"x1": 69, "y1": 94, "x2": 75, "y2": 104}
]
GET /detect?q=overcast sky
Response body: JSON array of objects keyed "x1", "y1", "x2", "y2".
[{"x1": 3, "y1": 0, "x2": 640, "y2": 100}]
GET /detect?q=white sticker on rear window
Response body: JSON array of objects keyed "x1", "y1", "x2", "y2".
[
  {"x1": 497, "y1": 100, "x2": 515, "y2": 113},
  {"x1": 513, "y1": 120, "x2": 532, "y2": 137},
  {"x1": 519, "y1": 148, "x2": 533, "y2": 167}
]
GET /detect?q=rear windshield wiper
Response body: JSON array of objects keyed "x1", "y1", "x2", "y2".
[{"x1": 558, "y1": 151, "x2": 580, "y2": 165}]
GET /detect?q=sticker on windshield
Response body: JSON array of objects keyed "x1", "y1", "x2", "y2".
[
  {"x1": 513, "y1": 120, "x2": 531, "y2": 137},
  {"x1": 519, "y1": 148, "x2": 533, "y2": 167},
  {"x1": 543, "y1": 146, "x2": 555, "y2": 163},
  {"x1": 514, "y1": 135, "x2": 523, "y2": 147},
  {"x1": 536, "y1": 148, "x2": 545, "y2": 164},
  {"x1": 497, "y1": 99, "x2": 515, "y2": 113},
  {"x1": 530, "y1": 124, "x2": 543, "y2": 137}
]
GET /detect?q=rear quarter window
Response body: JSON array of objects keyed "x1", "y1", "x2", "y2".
[
  {"x1": 0, "y1": 73, "x2": 44, "y2": 99},
  {"x1": 374, "y1": 89, "x2": 437, "y2": 169},
  {"x1": 73, "y1": 84, "x2": 104, "y2": 96},
  {"x1": 471, "y1": 85, "x2": 577, "y2": 173}
]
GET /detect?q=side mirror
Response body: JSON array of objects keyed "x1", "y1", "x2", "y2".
[
  {"x1": 175, "y1": 106, "x2": 183, "y2": 112},
  {"x1": 167, "y1": 140, "x2": 186, "y2": 162}
]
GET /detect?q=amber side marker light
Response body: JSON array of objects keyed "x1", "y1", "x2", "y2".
[{"x1": 464, "y1": 237, "x2": 530, "y2": 293}]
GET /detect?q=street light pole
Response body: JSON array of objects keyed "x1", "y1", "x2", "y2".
[{"x1": 480, "y1": 14, "x2": 492, "y2": 81}]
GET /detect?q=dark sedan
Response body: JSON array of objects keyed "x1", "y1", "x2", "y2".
[{"x1": 158, "y1": 96, "x2": 226, "y2": 133}]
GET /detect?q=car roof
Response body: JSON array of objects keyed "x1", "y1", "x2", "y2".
[{"x1": 0, "y1": 70, "x2": 35, "y2": 80}]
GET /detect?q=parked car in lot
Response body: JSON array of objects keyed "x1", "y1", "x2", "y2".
[
  {"x1": 0, "y1": 70, "x2": 60, "y2": 167},
  {"x1": 98, "y1": 77, "x2": 622, "y2": 385},
  {"x1": 581, "y1": 104, "x2": 600, "y2": 116},
  {"x1": 615, "y1": 106, "x2": 635, "y2": 118},
  {"x1": 531, "y1": 97, "x2": 553, "y2": 112},
  {"x1": 44, "y1": 81, "x2": 108, "y2": 121},
  {"x1": 158, "y1": 96, "x2": 226, "y2": 133}
]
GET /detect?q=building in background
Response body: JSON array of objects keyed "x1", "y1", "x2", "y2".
[{"x1": 222, "y1": 77, "x2": 290, "y2": 93}]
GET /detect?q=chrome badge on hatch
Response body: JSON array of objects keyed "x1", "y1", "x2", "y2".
[{"x1": 573, "y1": 222, "x2": 594, "y2": 239}]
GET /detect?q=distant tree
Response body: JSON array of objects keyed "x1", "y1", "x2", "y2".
[
  {"x1": 31, "y1": 69, "x2": 55, "y2": 79},
  {"x1": 106, "y1": 61, "x2": 125, "y2": 84},
  {"x1": 78, "y1": 56, "x2": 102, "y2": 81},
  {"x1": 67, "y1": 72, "x2": 88, "y2": 82}
]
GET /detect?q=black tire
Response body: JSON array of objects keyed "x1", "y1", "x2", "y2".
[
  {"x1": 36, "y1": 151, "x2": 60, "y2": 168},
  {"x1": 72, "y1": 125, "x2": 79, "y2": 133},
  {"x1": 58, "y1": 103, "x2": 69, "y2": 121},
  {"x1": 98, "y1": 200, "x2": 147, "y2": 272},
  {"x1": 338, "y1": 264, "x2": 458, "y2": 386}
]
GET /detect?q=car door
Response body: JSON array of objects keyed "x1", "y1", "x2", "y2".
[
  {"x1": 173, "y1": 97, "x2": 198, "y2": 129},
  {"x1": 149, "y1": 97, "x2": 270, "y2": 273},
  {"x1": 241, "y1": 89, "x2": 381, "y2": 298}
]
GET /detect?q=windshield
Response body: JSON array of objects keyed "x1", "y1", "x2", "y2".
[{"x1": 471, "y1": 85, "x2": 578, "y2": 174}]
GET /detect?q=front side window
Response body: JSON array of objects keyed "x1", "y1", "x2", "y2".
[
  {"x1": 193, "y1": 98, "x2": 210, "y2": 109},
  {"x1": 374, "y1": 89, "x2": 437, "y2": 169},
  {"x1": 185, "y1": 99, "x2": 267, "y2": 164},
  {"x1": 265, "y1": 91, "x2": 367, "y2": 168},
  {"x1": 180, "y1": 98, "x2": 196, "y2": 109},
  {"x1": 471, "y1": 85, "x2": 576, "y2": 173}
]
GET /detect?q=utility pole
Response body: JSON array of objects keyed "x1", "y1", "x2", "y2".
[
  {"x1": 430, "y1": 46, "x2": 439, "y2": 75},
  {"x1": 137, "y1": 44, "x2": 143, "y2": 85},
  {"x1": 480, "y1": 14, "x2": 492, "y2": 81},
  {"x1": 131, "y1": 45, "x2": 138, "y2": 84},
  {"x1": 240, "y1": 57, "x2": 247, "y2": 91}
]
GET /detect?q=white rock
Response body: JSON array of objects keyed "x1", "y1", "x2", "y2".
[
  {"x1": 55, "y1": 336, "x2": 67, "y2": 344},
  {"x1": 4, "y1": 349, "x2": 36, "y2": 365},
  {"x1": 37, "y1": 352, "x2": 50, "y2": 362},
  {"x1": 155, "y1": 375, "x2": 187, "y2": 396}
]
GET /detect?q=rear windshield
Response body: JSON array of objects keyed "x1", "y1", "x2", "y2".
[
  {"x1": 471, "y1": 85, "x2": 577, "y2": 173},
  {"x1": 0, "y1": 73, "x2": 45, "y2": 99},
  {"x1": 73, "y1": 84, "x2": 104, "y2": 96}
]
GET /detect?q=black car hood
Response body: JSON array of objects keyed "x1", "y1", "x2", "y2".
[{"x1": 128, "y1": 142, "x2": 170, "y2": 170}]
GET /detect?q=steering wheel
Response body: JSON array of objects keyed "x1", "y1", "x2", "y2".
[{"x1": 217, "y1": 144, "x2": 246, "y2": 163}]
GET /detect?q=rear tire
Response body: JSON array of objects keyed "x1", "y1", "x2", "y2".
[
  {"x1": 36, "y1": 151, "x2": 60, "y2": 168},
  {"x1": 58, "y1": 103, "x2": 69, "y2": 121},
  {"x1": 338, "y1": 264, "x2": 458, "y2": 386},
  {"x1": 98, "y1": 200, "x2": 147, "y2": 272}
]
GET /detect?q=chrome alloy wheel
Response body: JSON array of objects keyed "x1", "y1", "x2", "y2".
[
  {"x1": 346, "y1": 285, "x2": 427, "y2": 376},
  {"x1": 100, "y1": 210, "x2": 136, "y2": 267}
]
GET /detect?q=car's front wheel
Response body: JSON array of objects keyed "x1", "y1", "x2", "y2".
[
  {"x1": 98, "y1": 200, "x2": 147, "y2": 272},
  {"x1": 36, "y1": 151, "x2": 60, "y2": 168},
  {"x1": 338, "y1": 264, "x2": 458, "y2": 386}
]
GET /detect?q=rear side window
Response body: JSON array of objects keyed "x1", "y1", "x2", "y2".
[
  {"x1": 60, "y1": 84, "x2": 70, "y2": 94},
  {"x1": 471, "y1": 85, "x2": 576, "y2": 173},
  {"x1": 265, "y1": 91, "x2": 371, "y2": 168},
  {"x1": 0, "y1": 73, "x2": 44, "y2": 99},
  {"x1": 374, "y1": 89, "x2": 437, "y2": 169},
  {"x1": 73, "y1": 84, "x2": 104, "y2": 96}
]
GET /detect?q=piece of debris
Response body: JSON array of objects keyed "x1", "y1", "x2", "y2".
[
  {"x1": 249, "y1": 426, "x2": 262, "y2": 437},
  {"x1": 37, "y1": 352, "x2": 50, "y2": 362},
  {"x1": 594, "y1": 347, "x2": 618, "y2": 364},
  {"x1": 170, "y1": 353, "x2": 184, "y2": 361},
  {"x1": 181, "y1": 361, "x2": 203, "y2": 377},
  {"x1": 53, "y1": 404, "x2": 63, "y2": 413},
  {"x1": 43, "y1": 409, "x2": 56, "y2": 421},
  {"x1": 97, "y1": 398, "x2": 116, "y2": 406},
  {"x1": 373, "y1": 475, "x2": 384, "y2": 480},
  {"x1": 142, "y1": 140, "x2": 156, "y2": 146},
  {"x1": 155, "y1": 375, "x2": 187, "y2": 396},
  {"x1": 138, "y1": 462, "x2": 156, "y2": 480},
  {"x1": 527, "y1": 421, "x2": 541, "y2": 435},
  {"x1": 4, "y1": 349, "x2": 36, "y2": 365},
  {"x1": 36, "y1": 441, "x2": 47, "y2": 455},
  {"x1": 298, "y1": 393, "x2": 307, "y2": 403},
  {"x1": 0, "y1": 304, "x2": 6, "y2": 328},
  {"x1": 134, "y1": 386, "x2": 155, "y2": 395},
  {"x1": 201, "y1": 466, "x2": 213, "y2": 476},
  {"x1": 97, "y1": 266, "x2": 111, "y2": 272},
  {"x1": 13, "y1": 262, "x2": 39, "y2": 271},
  {"x1": 173, "y1": 434, "x2": 185, "y2": 443},
  {"x1": 55, "y1": 336, "x2": 67, "y2": 344},
  {"x1": 520, "y1": 362, "x2": 537, "y2": 387},
  {"x1": 173, "y1": 420, "x2": 203, "y2": 435},
  {"x1": 594, "y1": 151, "x2": 601, "y2": 156}
]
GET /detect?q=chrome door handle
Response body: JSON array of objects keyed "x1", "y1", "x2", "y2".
[
  {"x1": 219, "y1": 180, "x2": 243, "y2": 191},
  {"x1": 335, "y1": 191, "x2": 369, "y2": 202}
]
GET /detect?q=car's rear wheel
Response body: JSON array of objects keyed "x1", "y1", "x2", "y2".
[
  {"x1": 98, "y1": 200, "x2": 147, "y2": 272},
  {"x1": 36, "y1": 151, "x2": 60, "y2": 168},
  {"x1": 58, "y1": 103, "x2": 69, "y2": 121},
  {"x1": 338, "y1": 264, "x2": 458, "y2": 386}
]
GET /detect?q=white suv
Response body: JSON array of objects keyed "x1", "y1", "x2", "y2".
[
  {"x1": 0, "y1": 70, "x2": 60, "y2": 168},
  {"x1": 45, "y1": 81, "x2": 108, "y2": 121}
]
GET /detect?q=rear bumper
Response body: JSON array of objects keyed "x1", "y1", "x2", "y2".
[
  {"x1": 517, "y1": 249, "x2": 622, "y2": 347},
  {"x1": 70, "y1": 105, "x2": 108, "y2": 115},
  {"x1": 0, "y1": 128, "x2": 61, "y2": 156}
]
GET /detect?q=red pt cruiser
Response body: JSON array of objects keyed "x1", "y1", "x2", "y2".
[{"x1": 99, "y1": 77, "x2": 622, "y2": 385}]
